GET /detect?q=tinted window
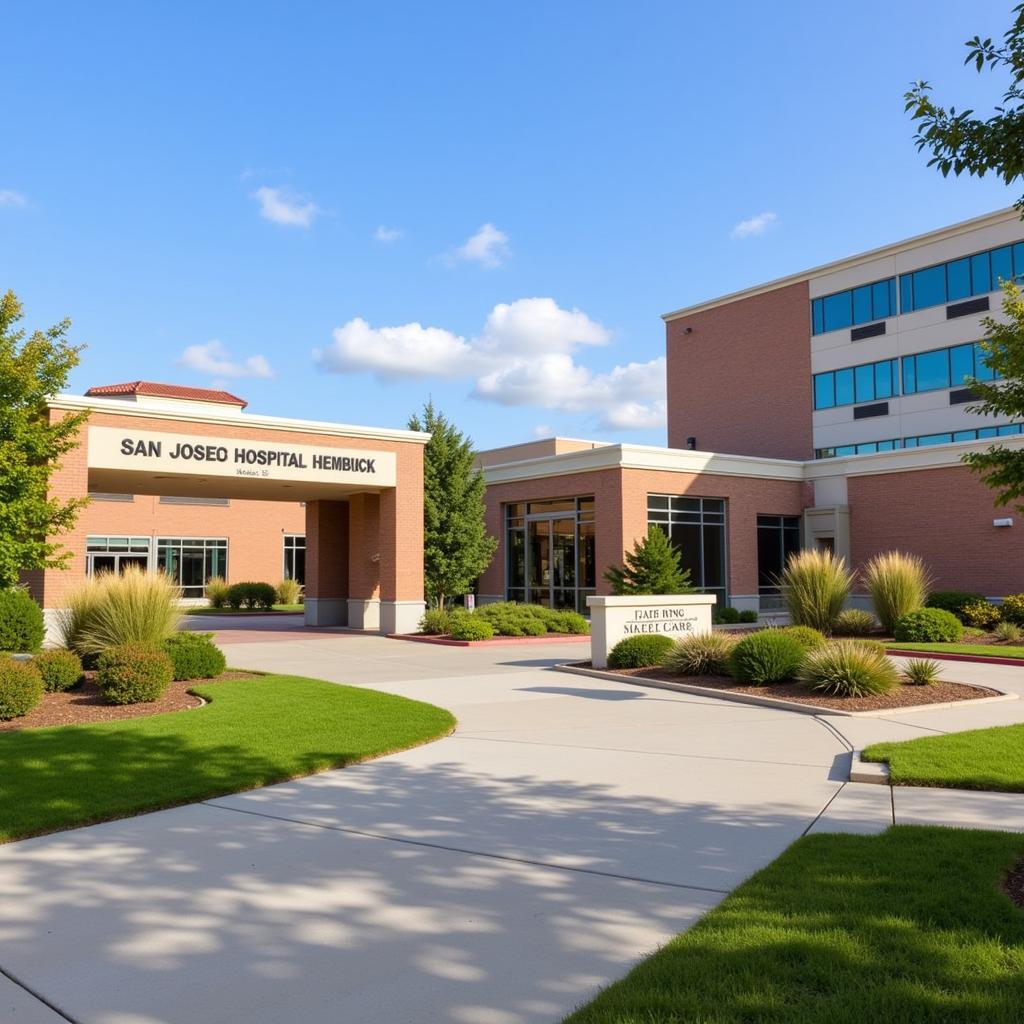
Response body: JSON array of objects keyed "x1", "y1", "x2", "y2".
[
  {"x1": 912, "y1": 265, "x2": 947, "y2": 308},
  {"x1": 913, "y1": 349, "x2": 950, "y2": 392},
  {"x1": 947, "y1": 258, "x2": 971, "y2": 301},
  {"x1": 822, "y1": 292, "x2": 853, "y2": 332}
]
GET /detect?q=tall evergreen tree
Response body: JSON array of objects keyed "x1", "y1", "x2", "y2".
[
  {"x1": 603, "y1": 526, "x2": 695, "y2": 595},
  {"x1": 408, "y1": 401, "x2": 497, "y2": 608},
  {"x1": 0, "y1": 290, "x2": 89, "y2": 588}
]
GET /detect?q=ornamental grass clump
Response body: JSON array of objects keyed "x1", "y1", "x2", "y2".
[
  {"x1": 796, "y1": 641, "x2": 900, "y2": 698},
  {"x1": 778, "y1": 549, "x2": 854, "y2": 633},
  {"x1": 995, "y1": 620, "x2": 1023, "y2": 643},
  {"x1": 902, "y1": 658, "x2": 942, "y2": 686},
  {"x1": 205, "y1": 576, "x2": 230, "y2": 609},
  {"x1": 832, "y1": 609, "x2": 877, "y2": 637},
  {"x1": 58, "y1": 567, "x2": 182, "y2": 658},
  {"x1": 607, "y1": 633, "x2": 675, "y2": 669},
  {"x1": 863, "y1": 551, "x2": 932, "y2": 635},
  {"x1": 663, "y1": 631, "x2": 736, "y2": 676},
  {"x1": 728, "y1": 630, "x2": 806, "y2": 684},
  {"x1": 276, "y1": 578, "x2": 301, "y2": 605}
]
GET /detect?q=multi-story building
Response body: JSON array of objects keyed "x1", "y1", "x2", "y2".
[{"x1": 477, "y1": 209, "x2": 1024, "y2": 612}]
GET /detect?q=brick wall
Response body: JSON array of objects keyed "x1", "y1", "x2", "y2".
[
  {"x1": 848, "y1": 466, "x2": 1024, "y2": 597},
  {"x1": 666, "y1": 281, "x2": 813, "y2": 459}
]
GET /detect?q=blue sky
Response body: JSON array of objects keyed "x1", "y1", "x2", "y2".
[{"x1": 1, "y1": 1, "x2": 1018, "y2": 449}]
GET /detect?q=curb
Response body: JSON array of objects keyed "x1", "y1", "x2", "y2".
[
  {"x1": 388, "y1": 633, "x2": 590, "y2": 648},
  {"x1": 885, "y1": 648, "x2": 1024, "y2": 667},
  {"x1": 553, "y1": 663, "x2": 1017, "y2": 718},
  {"x1": 849, "y1": 752, "x2": 890, "y2": 785}
]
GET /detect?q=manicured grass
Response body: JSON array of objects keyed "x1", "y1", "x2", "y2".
[
  {"x1": 887, "y1": 642, "x2": 1024, "y2": 660},
  {"x1": 0, "y1": 675, "x2": 454, "y2": 842},
  {"x1": 863, "y1": 723, "x2": 1024, "y2": 792},
  {"x1": 185, "y1": 604, "x2": 305, "y2": 615},
  {"x1": 564, "y1": 827, "x2": 1024, "y2": 1024}
]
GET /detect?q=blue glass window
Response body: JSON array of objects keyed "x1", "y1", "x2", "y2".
[
  {"x1": 811, "y1": 276, "x2": 897, "y2": 334},
  {"x1": 998, "y1": 424, "x2": 1023, "y2": 436},
  {"x1": 979, "y1": 427, "x2": 999, "y2": 438},
  {"x1": 949, "y1": 344, "x2": 974, "y2": 385},
  {"x1": 902, "y1": 342, "x2": 1002, "y2": 394},
  {"x1": 813, "y1": 358, "x2": 898, "y2": 409},
  {"x1": 917, "y1": 432, "x2": 954, "y2": 447},
  {"x1": 953, "y1": 430, "x2": 976, "y2": 442},
  {"x1": 899, "y1": 239, "x2": 1024, "y2": 312},
  {"x1": 915, "y1": 349, "x2": 950, "y2": 392},
  {"x1": 974, "y1": 342, "x2": 996, "y2": 382}
]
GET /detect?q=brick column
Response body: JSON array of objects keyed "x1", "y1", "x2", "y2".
[
  {"x1": 378, "y1": 446, "x2": 425, "y2": 634},
  {"x1": 304, "y1": 500, "x2": 349, "y2": 626},
  {"x1": 346, "y1": 492, "x2": 381, "y2": 629}
]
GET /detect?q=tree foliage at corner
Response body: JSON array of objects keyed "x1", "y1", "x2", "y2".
[
  {"x1": 408, "y1": 401, "x2": 497, "y2": 609},
  {"x1": 603, "y1": 525, "x2": 695, "y2": 595},
  {"x1": 0, "y1": 290, "x2": 89, "y2": 588},
  {"x1": 904, "y1": 5, "x2": 1024, "y2": 208},
  {"x1": 963, "y1": 282, "x2": 1024, "y2": 508}
]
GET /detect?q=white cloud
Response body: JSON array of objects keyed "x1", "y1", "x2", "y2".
[
  {"x1": 315, "y1": 297, "x2": 664, "y2": 430},
  {"x1": 533, "y1": 424, "x2": 553, "y2": 438},
  {"x1": 374, "y1": 225, "x2": 403, "y2": 243},
  {"x1": 447, "y1": 222, "x2": 510, "y2": 268},
  {"x1": 178, "y1": 340, "x2": 274, "y2": 379},
  {"x1": 730, "y1": 211, "x2": 778, "y2": 239},
  {"x1": 0, "y1": 189, "x2": 27, "y2": 207},
  {"x1": 252, "y1": 185, "x2": 319, "y2": 228}
]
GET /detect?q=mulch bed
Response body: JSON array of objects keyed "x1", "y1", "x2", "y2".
[
  {"x1": 585, "y1": 665, "x2": 999, "y2": 712},
  {"x1": 0, "y1": 671, "x2": 259, "y2": 732},
  {"x1": 1005, "y1": 858, "x2": 1024, "y2": 909}
]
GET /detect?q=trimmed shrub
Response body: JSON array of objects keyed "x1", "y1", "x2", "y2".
[
  {"x1": 476, "y1": 602, "x2": 547, "y2": 637},
  {"x1": 796, "y1": 640, "x2": 899, "y2": 698},
  {"x1": 738, "y1": 610, "x2": 759, "y2": 623},
  {"x1": 782, "y1": 626, "x2": 827, "y2": 653},
  {"x1": 663, "y1": 631, "x2": 736, "y2": 676},
  {"x1": 226, "y1": 582, "x2": 277, "y2": 610},
  {"x1": 276, "y1": 578, "x2": 302, "y2": 605},
  {"x1": 0, "y1": 588, "x2": 45, "y2": 653},
  {"x1": 832, "y1": 609, "x2": 877, "y2": 637},
  {"x1": 728, "y1": 630, "x2": 806, "y2": 684},
  {"x1": 33, "y1": 649, "x2": 83, "y2": 692},
  {"x1": 893, "y1": 607, "x2": 963, "y2": 643},
  {"x1": 995, "y1": 620, "x2": 1023, "y2": 643},
  {"x1": 925, "y1": 591, "x2": 985, "y2": 623},
  {"x1": 778, "y1": 549, "x2": 854, "y2": 633},
  {"x1": 205, "y1": 577, "x2": 230, "y2": 609},
  {"x1": 544, "y1": 610, "x2": 590, "y2": 635},
  {"x1": 714, "y1": 606, "x2": 741, "y2": 624},
  {"x1": 164, "y1": 632, "x2": 226, "y2": 680},
  {"x1": 58, "y1": 567, "x2": 182, "y2": 657},
  {"x1": 449, "y1": 615, "x2": 495, "y2": 641},
  {"x1": 1000, "y1": 594, "x2": 1024, "y2": 626},
  {"x1": 961, "y1": 600, "x2": 1001, "y2": 630},
  {"x1": 96, "y1": 643, "x2": 173, "y2": 704},
  {"x1": 863, "y1": 551, "x2": 932, "y2": 636},
  {"x1": 0, "y1": 659, "x2": 44, "y2": 719},
  {"x1": 902, "y1": 658, "x2": 942, "y2": 686},
  {"x1": 419, "y1": 608, "x2": 453, "y2": 635},
  {"x1": 607, "y1": 633, "x2": 675, "y2": 669}
]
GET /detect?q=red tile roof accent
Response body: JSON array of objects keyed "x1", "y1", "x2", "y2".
[{"x1": 85, "y1": 381, "x2": 248, "y2": 408}]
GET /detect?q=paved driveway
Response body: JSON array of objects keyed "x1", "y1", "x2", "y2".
[{"x1": 2, "y1": 634, "x2": 1023, "y2": 1023}]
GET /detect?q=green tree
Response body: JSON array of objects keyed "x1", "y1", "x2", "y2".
[
  {"x1": 408, "y1": 401, "x2": 497, "y2": 609},
  {"x1": 603, "y1": 526, "x2": 695, "y2": 595},
  {"x1": 962, "y1": 281, "x2": 1024, "y2": 507},
  {"x1": 904, "y1": 5, "x2": 1024, "y2": 208},
  {"x1": 0, "y1": 291, "x2": 89, "y2": 588}
]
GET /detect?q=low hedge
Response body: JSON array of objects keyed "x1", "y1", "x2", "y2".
[
  {"x1": 449, "y1": 615, "x2": 496, "y2": 641},
  {"x1": 713, "y1": 607, "x2": 758, "y2": 624},
  {"x1": 925, "y1": 591, "x2": 985, "y2": 623},
  {"x1": 33, "y1": 649, "x2": 83, "y2": 692},
  {"x1": 475, "y1": 602, "x2": 589, "y2": 637},
  {"x1": 0, "y1": 659, "x2": 44, "y2": 719},
  {"x1": 0, "y1": 588, "x2": 45, "y2": 653},
  {"x1": 893, "y1": 607, "x2": 963, "y2": 643},
  {"x1": 607, "y1": 633, "x2": 675, "y2": 669},
  {"x1": 164, "y1": 632, "x2": 226, "y2": 680},
  {"x1": 226, "y1": 582, "x2": 277, "y2": 610},
  {"x1": 729, "y1": 630, "x2": 806, "y2": 684},
  {"x1": 96, "y1": 643, "x2": 174, "y2": 704}
]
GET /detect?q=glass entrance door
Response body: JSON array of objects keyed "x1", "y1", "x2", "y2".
[{"x1": 526, "y1": 516, "x2": 577, "y2": 609}]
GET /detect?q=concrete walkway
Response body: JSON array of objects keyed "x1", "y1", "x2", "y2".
[{"x1": 2, "y1": 635, "x2": 1023, "y2": 1024}]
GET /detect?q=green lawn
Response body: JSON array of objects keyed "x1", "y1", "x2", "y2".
[
  {"x1": 886, "y1": 642, "x2": 1024, "y2": 660},
  {"x1": 185, "y1": 604, "x2": 304, "y2": 615},
  {"x1": 564, "y1": 827, "x2": 1024, "y2": 1024},
  {"x1": 0, "y1": 675, "x2": 454, "y2": 842},
  {"x1": 863, "y1": 723, "x2": 1024, "y2": 792}
]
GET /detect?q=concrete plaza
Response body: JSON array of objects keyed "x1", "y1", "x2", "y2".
[{"x1": 2, "y1": 623, "x2": 1023, "y2": 1023}]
